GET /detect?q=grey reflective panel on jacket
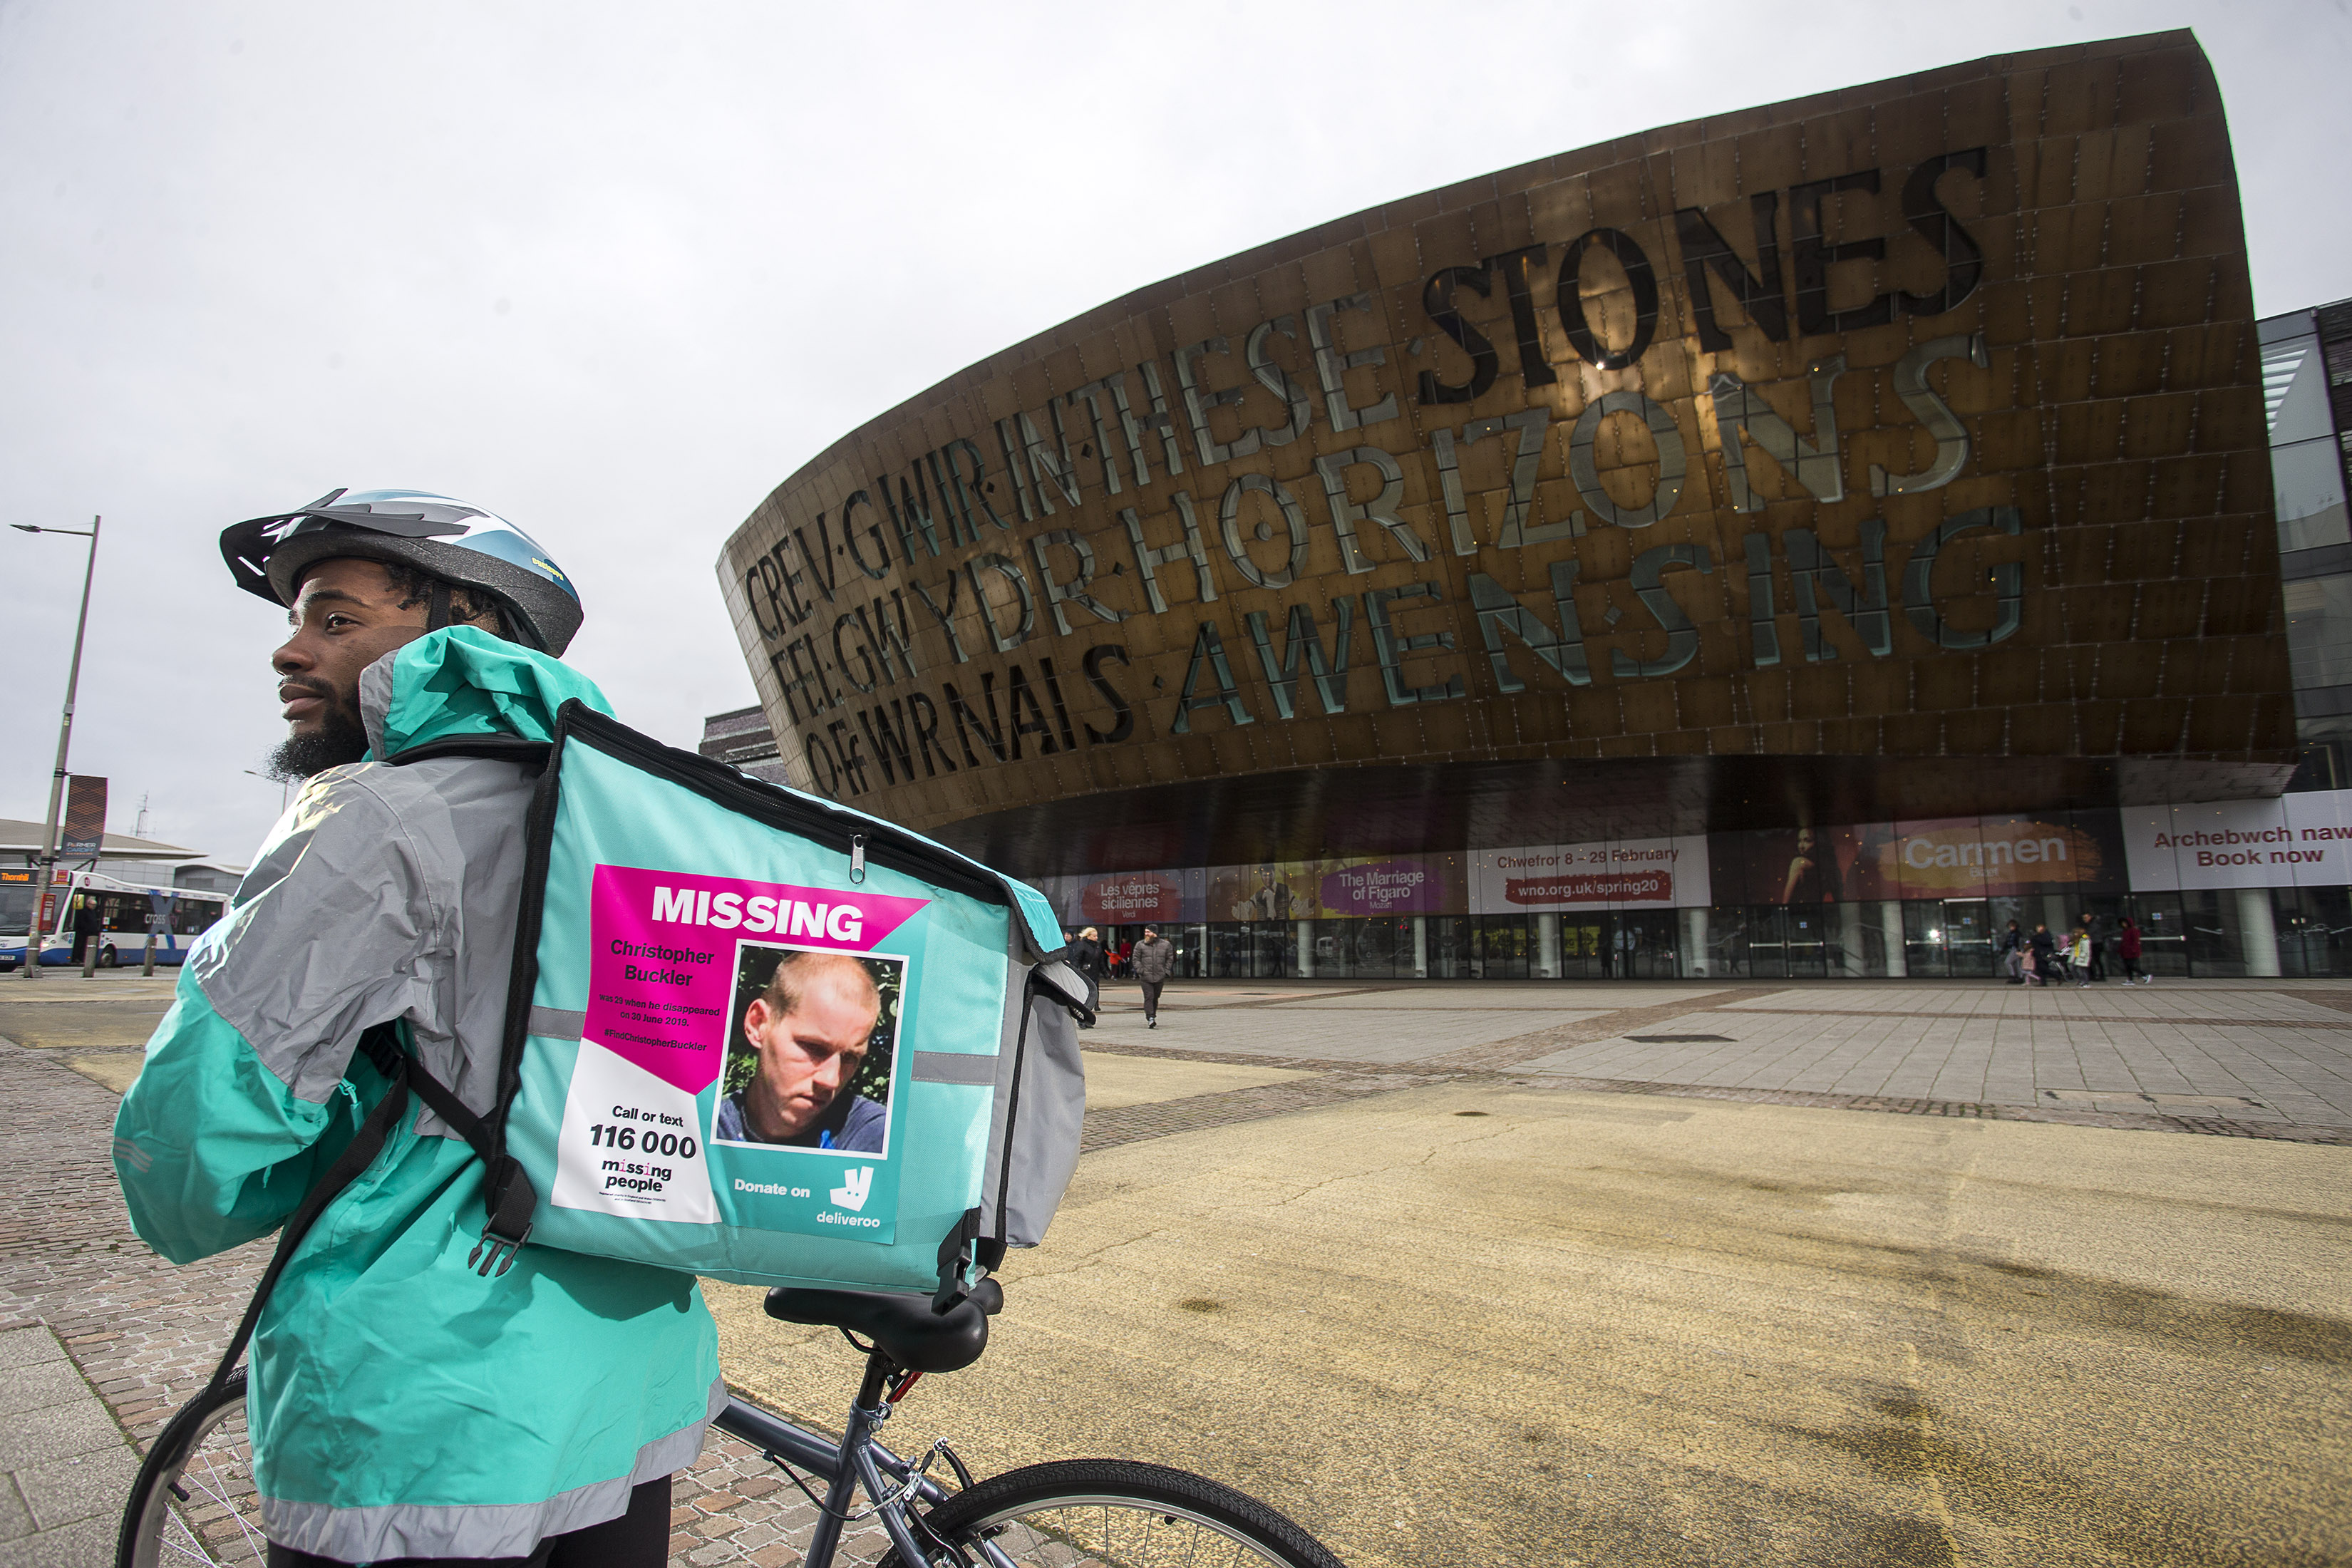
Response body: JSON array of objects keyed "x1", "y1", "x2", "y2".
[
  {"x1": 978, "y1": 954, "x2": 1087, "y2": 1250},
  {"x1": 200, "y1": 655, "x2": 531, "y2": 1128}
]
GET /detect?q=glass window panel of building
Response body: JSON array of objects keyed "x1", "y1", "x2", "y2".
[
  {"x1": 2286, "y1": 574, "x2": 2352, "y2": 688},
  {"x1": 2271, "y1": 434, "x2": 2350, "y2": 553},
  {"x1": 2261, "y1": 326, "x2": 2336, "y2": 445}
]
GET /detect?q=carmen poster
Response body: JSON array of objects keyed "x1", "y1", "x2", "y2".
[{"x1": 1707, "y1": 813, "x2": 2128, "y2": 904}]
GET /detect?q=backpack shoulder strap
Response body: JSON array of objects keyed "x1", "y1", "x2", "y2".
[
  {"x1": 351, "y1": 1030, "x2": 537, "y2": 1277},
  {"x1": 376, "y1": 728, "x2": 562, "y2": 1274},
  {"x1": 381, "y1": 736, "x2": 555, "y2": 770}
]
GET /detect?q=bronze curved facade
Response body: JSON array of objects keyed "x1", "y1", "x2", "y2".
[{"x1": 720, "y1": 31, "x2": 2288, "y2": 880}]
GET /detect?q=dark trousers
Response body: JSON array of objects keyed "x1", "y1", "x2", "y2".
[
  {"x1": 1141, "y1": 979, "x2": 1165, "y2": 1020},
  {"x1": 2088, "y1": 941, "x2": 2107, "y2": 981},
  {"x1": 268, "y1": 1477, "x2": 670, "y2": 1568},
  {"x1": 2120, "y1": 952, "x2": 2144, "y2": 981}
]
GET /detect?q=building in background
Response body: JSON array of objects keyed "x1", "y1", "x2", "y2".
[
  {"x1": 1, "y1": 818, "x2": 203, "y2": 873},
  {"x1": 716, "y1": 33, "x2": 2352, "y2": 982},
  {"x1": 2265, "y1": 299, "x2": 2352, "y2": 783},
  {"x1": 2, "y1": 818, "x2": 237, "y2": 957},
  {"x1": 698, "y1": 705, "x2": 789, "y2": 785}
]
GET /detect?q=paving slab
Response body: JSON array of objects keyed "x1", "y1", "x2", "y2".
[
  {"x1": 0, "y1": 1325, "x2": 138, "y2": 1564},
  {"x1": 0, "y1": 1510, "x2": 113, "y2": 1568},
  {"x1": 1512, "y1": 1004, "x2": 2352, "y2": 1128},
  {"x1": 712, "y1": 1078, "x2": 2352, "y2": 1568},
  {"x1": 1723, "y1": 984, "x2": 2352, "y2": 1023},
  {"x1": 15, "y1": 1444, "x2": 140, "y2": 1530},
  {"x1": 1087, "y1": 994, "x2": 1614, "y2": 1063},
  {"x1": 1080, "y1": 1051, "x2": 1314, "y2": 1109},
  {"x1": 1244, "y1": 983, "x2": 1732, "y2": 1010},
  {"x1": 0, "y1": 1326, "x2": 67, "y2": 1371}
]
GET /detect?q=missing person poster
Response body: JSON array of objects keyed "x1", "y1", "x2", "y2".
[{"x1": 548, "y1": 863, "x2": 929, "y2": 1244}]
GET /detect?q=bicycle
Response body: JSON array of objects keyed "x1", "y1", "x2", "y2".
[{"x1": 118, "y1": 1276, "x2": 1346, "y2": 1568}]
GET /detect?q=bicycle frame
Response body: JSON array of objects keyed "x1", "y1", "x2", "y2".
[{"x1": 712, "y1": 1353, "x2": 1000, "y2": 1568}]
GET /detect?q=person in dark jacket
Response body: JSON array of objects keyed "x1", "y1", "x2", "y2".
[
  {"x1": 1132, "y1": 925, "x2": 1176, "y2": 1028},
  {"x1": 1999, "y1": 920, "x2": 2025, "y2": 984},
  {"x1": 71, "y1": 896, "x2": 103, "y2": 966},
  {"x1": 2028, "y1": 923, "x2": 2058, "y2": 985},
  {"x1": 2117, "y1": 916, "x2": 2149, "y2": 984},
  {"x1": 2080, "y1": 914, "x2": 2108, "y2": 982},
  {"x1": 714, "y1": 951, "x2": 885, "y2": 1152},
  {"x1": 1072, "y1": 926, "x2": 1103, "y2": 1023}
]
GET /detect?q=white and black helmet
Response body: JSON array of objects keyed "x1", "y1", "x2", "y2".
[{"x1": 220, "y1": 488, "x2": 584, "y2": 654}]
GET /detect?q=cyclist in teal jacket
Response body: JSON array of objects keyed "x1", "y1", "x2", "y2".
[{"x1": 113, "y1": 492, "x2": 721, "y2": 1565}]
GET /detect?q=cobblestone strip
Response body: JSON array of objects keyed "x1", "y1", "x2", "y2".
[
  {"x1": 1080, "y1": 1038, "x2": 1403, "y2": 1075},
  {"x1": 1708, "y1": 1005, "x2": 2352, "y2": 1031},
  {"x1": 1080, "y1": 1071, "x2": 1435, "y2": 1152},
  {"x1": 2295, "y1": 990, "x2": 2352, "y2": 1016},
  {"x1": 1492, "y1": 1071, "x2": 2352, "y2": 1145},
  {"x1": 0, "y1": 1036, "x2": 842, "y2": 1568}
]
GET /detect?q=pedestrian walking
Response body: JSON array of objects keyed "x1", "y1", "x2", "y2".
[
  {"x1": 1999, "y1": 920, "x2": 2025, "y2": 984},
  {"x1": 2118, "y1": 915, "x2": 2150, "y2": 984},
  {"x1": 2080, "y1": 913, "x2": 2108, "y2": 982},
  {"x1": 1132, "y1": 924, "x2": 1176, "y2": 1028},
  {"x1": 2029, "y1": 922, "x2": 2057, "y2": 985},
  {"x1": 2068, "y1": 927, "x2": 2092, "y2": 986},
  {"x1": 1073, "y1": 926, "x2": 1103, "y2": 1023}
]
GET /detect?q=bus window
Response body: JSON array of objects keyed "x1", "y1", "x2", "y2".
[{"x1": 170, "y1": 897, "x2": 226, "y2": 937}]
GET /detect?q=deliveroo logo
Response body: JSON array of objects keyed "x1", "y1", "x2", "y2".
[{"x1": 830, "y1": 1167, "x2": 874, "y2": 1212}]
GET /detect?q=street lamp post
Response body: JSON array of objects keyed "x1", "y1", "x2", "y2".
[
  {"x1": 13, "y1": 516, "x2": 102, "y2": 982},
  {"x1": 244, "y1": 769, "x2": 293, "y2": 815}
]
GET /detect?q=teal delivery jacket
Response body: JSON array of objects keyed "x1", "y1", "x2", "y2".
[{"x1": 113, "y1": 629, "x2": 723, "y2": 1562}]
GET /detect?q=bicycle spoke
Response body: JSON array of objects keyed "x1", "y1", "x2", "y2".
[{"x1": 135, "y1": 1393, "x2": 269, "y2": 1568}]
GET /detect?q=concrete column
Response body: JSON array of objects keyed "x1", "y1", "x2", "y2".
[
  {"x1": 1295, "y1": 919, "x2": 1314, "y2": 978},
  {"x1": 1880, "y1": 901, "x2": 1909, "y2": 978},
  {"x1": 1837, "y1": 902, "x2": 1868, "y2": 977},
  {"x1": 2236, "y1": 888, "x2": 2281, "y2": 977},
  {"x1": 1536, "y1": 913, "x2": 1562, "y2": 978},
  {"x1": 1413, "y1": 916, "x2": 1428, "y2": 979},
  {"x1": 1681, "y1": 907, "x2": 1710, "y2": 976}
]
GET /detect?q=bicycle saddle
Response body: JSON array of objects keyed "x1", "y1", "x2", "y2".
[{"x1": 763, "y1": 1279, "x2": 1003, "y2": 1373}]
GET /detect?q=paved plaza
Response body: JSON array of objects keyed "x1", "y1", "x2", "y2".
[{"x1": 1, "y1": 970, "x2": 2346, "y2": 1565}]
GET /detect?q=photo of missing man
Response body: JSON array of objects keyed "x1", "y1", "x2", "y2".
[{"x1": 715, "y1": 943, "x2": 903, "y2": 1154}]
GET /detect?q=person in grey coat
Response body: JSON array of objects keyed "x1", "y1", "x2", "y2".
[{"x1": 1132, "y1": 925, "x2": 1176, "y2": 1027}]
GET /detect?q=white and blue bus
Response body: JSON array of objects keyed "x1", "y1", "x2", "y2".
[{"x1": 0, "y1": 870, "x2": 228, "y2": 970}]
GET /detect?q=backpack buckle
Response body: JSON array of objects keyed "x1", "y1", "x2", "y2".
[
  {"x1": 470, "y1": 1220, "x2": 532, "y2": 1277},
  {"x1": 468, "y1": 1155, "x2": 540, "y2": 1277}
]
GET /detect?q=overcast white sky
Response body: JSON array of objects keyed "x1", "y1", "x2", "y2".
[{"x1": 4, "y1": 0, "x2": 2348, "y2": 866}]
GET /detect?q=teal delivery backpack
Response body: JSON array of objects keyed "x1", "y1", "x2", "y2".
[{"x1": 393, "y1": 701, "x2": 1091, "y2": 1306}]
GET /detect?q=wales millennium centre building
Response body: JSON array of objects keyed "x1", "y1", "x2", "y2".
[{"x1": 716, "y1": 32, "x2": 2352, "y2": 984}]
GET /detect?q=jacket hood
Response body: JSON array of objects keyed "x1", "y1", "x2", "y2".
[{"x1": 359, "y1": 626, "x2": 614, "y2": 759}]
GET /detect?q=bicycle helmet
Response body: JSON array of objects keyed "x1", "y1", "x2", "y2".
[{"x1": 220, "y1": 488, "x2": 583, "y2": 654}]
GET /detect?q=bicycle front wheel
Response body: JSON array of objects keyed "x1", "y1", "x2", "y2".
[
  {"x1": 116, "y1": 1371, "x2": 269, "y2": 1568},
  {"x1": 888, "y1": 1458, "x2": 1344, "y2": 1568}
]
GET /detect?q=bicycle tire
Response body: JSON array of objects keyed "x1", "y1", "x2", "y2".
[
  {"x1": 116, "y1": 1372, "x2": 269, "y2": 1568},
  {"x1": 882, "y1": 1457, "x2": 1345, "y2": 1568}
]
